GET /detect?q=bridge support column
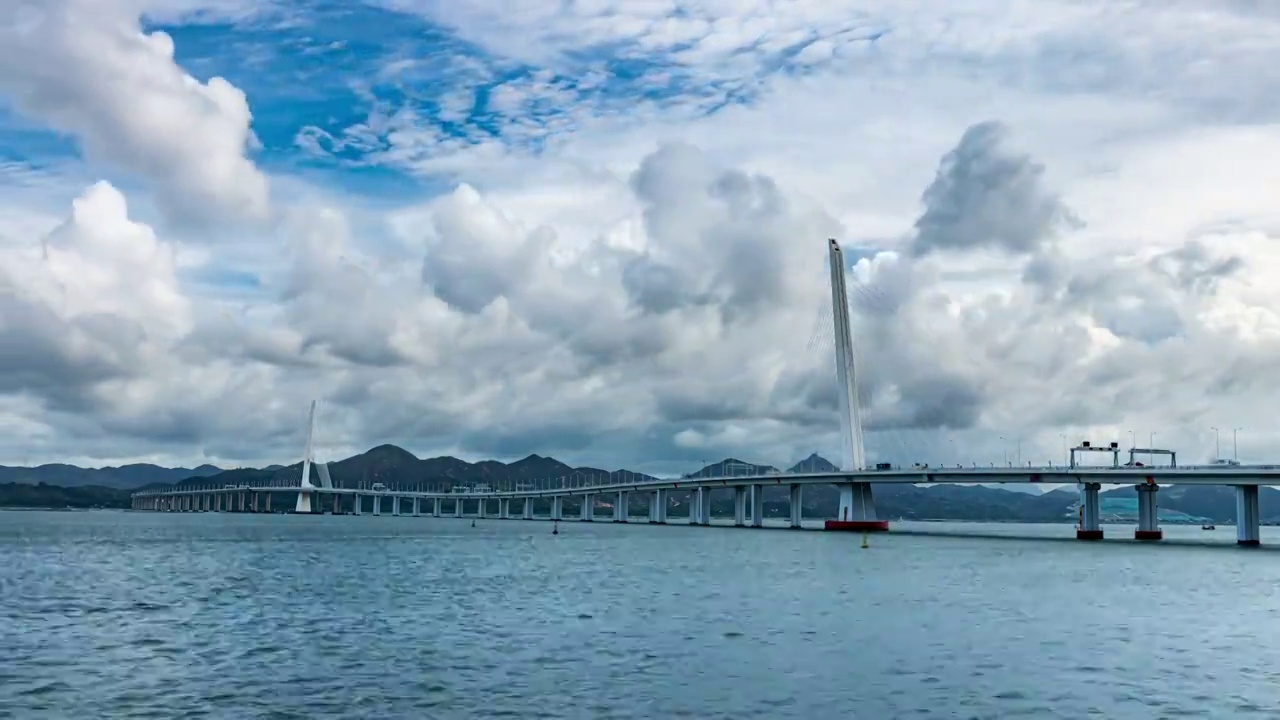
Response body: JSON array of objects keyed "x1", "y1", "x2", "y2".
[
  {"x1": 523, "y1": 497, "x2": 533, "y2": 520},
  {"x1": 251, "y1": 493, "x2": 259, "y2": 513},
  {"x1": 615, "y1": 491, "x2": 628, "y2": 522},
  {"x1": 751, "y1": 484, "x2": 764, "y2": 528},
  {"x1": 294, "y1": 489, "x2": 314, "y2": 514},
  {"x1": 699, "y1": 487, "x2": 712, "y2": 525},
  {"x1": 789, "y1": 484, "x2": 803, "y2": 528},
  {"x1": 1236, "y1": 485, "x2": 1261, "y2": 546},
  {"x1": 433, "y1": 498, "x2": 442, "y2": 517},
  {"x1": 650, "y1": 490, "x2": 667, "y2": 523},
  {"x1": 372, "y1": 496, "x2": 381, "y2": 516},
  {"x1": 392, "y1": 496, "x2": 401, "y2": 516},
  {"x1": 1135, "y1": 483, "x2": 1162, "y2": 540},
  {"x1": 499, "y1": 498, "x2": 510, "y2": 519},
  {"x1": 1077, "y1": 482, "x2": 1103, "y2": 540},
  {"x1": 478, "y1": 498, "x2": 488, "y2": 519},
  {"x1": 552, "y1": 496, "x2": 563, "y2": 521},
  {"x1": 826, "y1": 483, "x2": 888, "y2": 532},
  {"x1": 412, "y1": 497, "x2": 421, "y2": 517},
  {"x1": 353, "y1": 494, "x2": 362, "y2": 515},
  {"x1": 734, "y1": 487, "x2": 747, "y2": 527},
  {"x1": 265, "y1": 492, "x2": 272, "y2": 513},
  {"x1": 453, "y1": 499, "x2": 462, "y2": 518},
  {"x1": 581, "y1": 494, "x2": 593, "y2": 521}
]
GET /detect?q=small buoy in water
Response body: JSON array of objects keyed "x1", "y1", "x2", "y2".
[
  {"x1": 471, "y1": 519, "x2": 476, "y2": 528},
  {"x1": 861, "y1": 532, "x2": 869, "y2": 549},
  {"x1": 553, "y1": 521, "x2": 559, "y2": 535}
]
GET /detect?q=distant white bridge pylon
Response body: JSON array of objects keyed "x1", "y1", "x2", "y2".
[{"x1": 295, "y1": 400, "x2": 334, "y2": 512}]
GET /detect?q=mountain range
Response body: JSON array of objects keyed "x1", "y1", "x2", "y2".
[{"x1": 2, "y1": 448, "x2": 1277, "y2": 523}]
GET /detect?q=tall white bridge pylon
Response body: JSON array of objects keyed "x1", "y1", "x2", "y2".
[
  {"x1": 294, "y1": 399, "x2": 334, "y2": 512},
  {"x1": 826, "y1": 238, "x2": 886, "y2": 531}
]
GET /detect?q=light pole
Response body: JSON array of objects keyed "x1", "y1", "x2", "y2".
[
  {"x1": 1128, "y1": 429, "x2": 1135, "y2": 451},
  {"x1": 1149, "y1": 432, "x2": 1156, "y2": 466},
  {"x1": 1234, "y1": 427, "x2": 1243, "y2": 461},
  {"x1": 1211, "y1": 426, "x2": 1221, "y2": 460},
  {"x1": 999, "y1": 436, "x2": 1008, "y2": 466},
  {"x1": 1058, "y1": 433, "x2": 1068, "y2": 467}
]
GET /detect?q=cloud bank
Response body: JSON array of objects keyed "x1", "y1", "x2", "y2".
[{"x1": 2, "y1": 0, "x2": 1280, "y2": 475}]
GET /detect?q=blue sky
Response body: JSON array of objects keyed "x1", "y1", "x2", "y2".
[{"x1": 83, "y1": 0, "x2": 862, "y2": 202}]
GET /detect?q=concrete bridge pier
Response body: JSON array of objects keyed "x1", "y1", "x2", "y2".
[
  {"x1": 453, "y1": 499, "x2": 462, "y2": 518},
  {"x1": 1077, "y1": 482, "x2": 1103, "y2": 540},
  {"x1": 581, "y1": 494, "x2": 593, "y2": 521},
  {"x1": 294, "y1": 490, "x2": 313, "y2": 514},
  {"x1": 649, "y1": 489, "x2": 667, "y2": 523},
  {"x1": 523, "y1": 497, "x2": 533, "y2": 520},
  {"x1": 551, "y1": 496, "x2": 563, "y2": 521},
  {"x1": 789, "y1": 484, "x2": 803, "y2": 528},
  {"x1": 353, "y1": 494, "x2": 362, "y2": 515},
  {"x1": 733, "y1": 487, "x2": 747, "y2": 527},
  {"x1": 826, "y1": 483, "x2": 888, "y2": 532},
  {"x1": 1135, "y1": 483, "x2": 1162, "y2": 540},
  {"x1": 433, "y1": 497, "x2": 442, "y2": 517},
  {"x1": 751, "y1": 484, "x2": 764, "y2": 528},
  {"x1": 499, "y1": 498, "x2": 510, "y2": 519},
  {"x1": 412, "y1": 497, "x2": 421, "y2": 517},
  {"x1": 1236, "y1": 485, "x2": 1261, "y2": 546},
  {"x1": 692, "y1": 487, "x2": 709, "y2": 525},
  {"x1": 372, "y1": 497, "x2": 381, "y2": 516},
  {"x1": 615, "y1": 491, "x2": 628, "y2": 522},
  {"x1": 478, "y1": 498, "x2": 488, "y2": 519},
  {"x1": 392, "y1": 496, "x2": 401, "y2": 516}
]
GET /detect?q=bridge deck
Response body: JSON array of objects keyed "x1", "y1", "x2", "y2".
[{"x1": 133, "y1": 466, "x2": 1280, "y2": 498}]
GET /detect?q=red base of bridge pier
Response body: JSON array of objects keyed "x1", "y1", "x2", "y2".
[
  {"x1": 1076, "y1": 529, "x2": 1104, "y2": 540},
  {"x1": 824, "y1": 520, "x2": 890, "y2": 532},
  {"x1": 1134, "y1": 530, "x2": 1163, "y2": 541}
]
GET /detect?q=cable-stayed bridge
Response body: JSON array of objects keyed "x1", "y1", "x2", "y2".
[{"x1": 132, "y1": 240, "x2": 1280, "y2": 546}]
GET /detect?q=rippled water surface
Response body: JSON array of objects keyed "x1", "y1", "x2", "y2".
[{"x1": 5, "y1": 511, "x2": 1280, "y2": 718}]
